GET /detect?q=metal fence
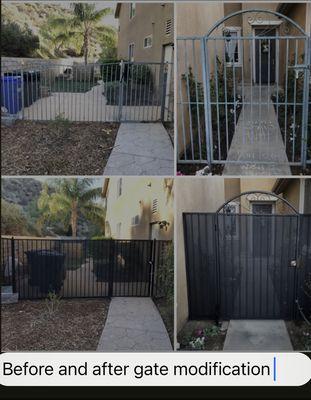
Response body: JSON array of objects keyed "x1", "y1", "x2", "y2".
[
  {"x1": 1, "y1": 237, "x2": 172, "y2": 299},
  {"x1": 1, "y1": 61, "x2": 174, "y2": 123},
  {"x1": 183, "y1": 212, "x2": 311, "y2": 321},
  {"x1": 177, "y1": 9, "x2": 311, "y2": 169}
]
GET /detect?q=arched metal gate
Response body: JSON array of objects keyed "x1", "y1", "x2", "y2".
[
  {"x1": 183, "y1": 191, "x2": 311, "y2": 320},
  {"x1": 177, "y1": 9, "x2": 311, "y2": 170}
]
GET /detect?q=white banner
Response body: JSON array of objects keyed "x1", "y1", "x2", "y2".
[{"x1": 0, "y1": 352, "x2": 310, "y2": 386}]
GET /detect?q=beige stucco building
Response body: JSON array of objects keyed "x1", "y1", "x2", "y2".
[
  {"x1": 176, "y1": 177, "x2": 310, "y2": 333},
  {"x1": 103, "y1": 177, "x2": 174, "y2": 241},
  {"x1": 115, "y1": 3, "x2": 174, "y2": 64}
]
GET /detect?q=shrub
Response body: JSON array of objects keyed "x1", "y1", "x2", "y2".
[
  {"x1": 155, "y1": 242, "x2": 174, "y2": 303},
  {"x1": 1, "y1": 199, "x2": 37, "y2": 236},
  {"x1": 181, "y1": 58, "x2": 242, "y2": 162},
  {"x1": 1, "y1": 19, "x2": 39, "y2": 57}
]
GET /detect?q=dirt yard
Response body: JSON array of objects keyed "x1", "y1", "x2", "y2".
[
  {"x1": 1, "y1": 120, "x2": 119, "y2": 175},
  {"x1": 1, "y1": 298, "x2": 110, "y2": 351},
  {"x1": 286, "y1": 321, "x2": 311, "y2": 351}
]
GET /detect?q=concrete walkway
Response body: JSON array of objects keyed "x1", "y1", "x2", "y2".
[
  {"x1": 223, "y1": 320, "x2": 293, "y2": 351},
  {"x1": 224, "y1": 85, "x2": 291, "y2": 176},
  {"x1": 97, "y1": 297, "x2": 172, "y2": 351},
  {"x1": 103, "y1": 123, "x2": 174, "y2": 175}
]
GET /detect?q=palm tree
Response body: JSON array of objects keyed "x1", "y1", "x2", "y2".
[
  {"x1": 38, "y1": 178, "x2": 105, "y2": 237},
  {"x1": 48, "y1": 3, "x2": 115, "y2": 64}
]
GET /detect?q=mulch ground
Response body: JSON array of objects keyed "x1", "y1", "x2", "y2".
[
  {"x1": 1, "y1": 120, "x2": 119, "y2": 175},
  {"x1": 286, "y1": 321, "x2": 311, "y2": 351},
  {"x1": 1, "y1": 298, "x2": 110, "y2": 351},
  {"x1": 153, "y1": 297, "x2": 174, "y2": 347}
]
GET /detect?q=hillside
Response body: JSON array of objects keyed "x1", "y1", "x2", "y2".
[
  {"x1": 1, "y1": 178, "x2": 42, "y2": 209},
  {"x1": 2, "y1": 3, "x2": 71, "y2": 35}
]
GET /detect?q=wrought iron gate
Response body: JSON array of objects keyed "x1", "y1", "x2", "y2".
[
  {"x1": 177, "y1": 9, "x2": 311, "y2": 169},
  {"x1": 183, "y1": 192, "x2": 311, "y2": 320},
  {"x1": 0, "y1": 238, "x2": 171, "y2": 299},
  {"x1": 1, "y1": 61, "x2": 174, "y2": 123}
]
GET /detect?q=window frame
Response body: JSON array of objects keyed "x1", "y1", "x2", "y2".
[
  {"x1": 143, "y1": 35, "x2": 153, "y2": 49},
  {"x1": 223, "y1": 26, "x2": 242, "y2": 67},
  {"x1": 128, "y1": 42, "x2": 135, "y2": 62},
  {"x1": 129, "y1": 3, "x2": 136, "y2": 20}
]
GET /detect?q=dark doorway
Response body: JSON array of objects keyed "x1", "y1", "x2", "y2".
[{"x1": 255, "y1": 28, "x2": 276, "y2": 84}]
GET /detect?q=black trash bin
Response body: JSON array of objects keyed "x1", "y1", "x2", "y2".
[
  {"x1": 22, "y1": 71, "x2": 41, "y2": 107},
  {"x1": 25, "y1": 249, "x2": 66, "y2": 294},
  {"x1": 5, "y1": 71, "x2": 41, "y2": 107}
]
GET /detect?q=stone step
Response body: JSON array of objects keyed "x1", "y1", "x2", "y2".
[{"x1": 1, "y1": 287, "x2": 18, "y2": 304}]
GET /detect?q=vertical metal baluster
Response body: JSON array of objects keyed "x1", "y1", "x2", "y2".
[
  {"x1": 276, "y1": 37, "x2": 280, "y2": 136},
  {"x1": 192, "y1": 39, "x2": 203, "y2": 161},
  {"x1": 177, "y1": 41, "x2": 187, "y2": 160},
  {"x1": 240, "y1": 37, "x2": 245, "y2": 145},
  {"x1": 301, "y1": 37, "x2": 310, "y2": 168},
  {"x1": 182, "y1": 42, "x2": 194, "y2": 159},
  {"x1": 292, "y1": 40, "x2": 298, "y2": 162},
  {"x1": 267, "y1": 39, "x2": 271, "y2": 144},
  {"x1": 250, "y1": 38, "x2": 254, "y2": 143},
  {"x1": 213, "y1": 40, "x2": 221, "y2": 160},
  {"x1": 284, "y1": 39, "x2": 289, "y2": 156},
  {"x1": 259, "y1": 38, "x2": 262, "y2": 142},
  {"x1": 223, "y1": 40, "x2": 229, "y2": 155}
]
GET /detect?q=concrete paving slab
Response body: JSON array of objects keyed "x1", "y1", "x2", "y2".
[
  {"x1": 97, "y1": 297, "x2": 172, "y2": 351},
  {"x1": 224, "y1": 85, "x2": 291, "y2": 176},
  {"x1": 223, "y1": 320, "x2": 293, "y2": 351},
  {"x1": 103, "y1": 122, "x2": 174, "y2": 175}
]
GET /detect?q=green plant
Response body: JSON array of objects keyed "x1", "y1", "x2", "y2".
[
  {"x1": 1, "y1": 19, "x2": 39, "y2": 57},
  {"x1": 45, "y1": 291, "x2": 62, "y2": 316},
  {"x1": 203, "y1": 325, "x2": 220, "y2": 337},
  {"x1": 181, "y1": 59, "x2": 241, "y2": 162},
  {"x1": 130, "y1": 64, "x2": 153, "y2": 85},
  {"x1": 48, "y1": 114, "x2": 72, "y2": 137},
  {"x1": 1, "y1": 199, "x2": 38, "y2": 236},
  {"x1": 156, "y1": 243, "x2": 174, "y2": 303},
  {"x1": 272, "y1": 56, "x2": 311, "y2": 164},
  {"x1": 189, "y1": 336, "x2": 205, "y2": 350}
]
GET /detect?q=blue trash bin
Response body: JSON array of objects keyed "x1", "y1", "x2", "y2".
[{"x1": 1, "y1": 75, "x2": 22, "y2": 114}]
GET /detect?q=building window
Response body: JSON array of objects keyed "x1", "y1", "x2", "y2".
[
  {"x1": 128, "y1": 43, "x2": 135, "y2": 62},
  {"x1": 223, "y1": 202, "x2": 239, "y2": 237},
  {"x1": 143, "y1": 35, "x2": 153, "y2": 49},
  {"x1": 152, "y1": 199, "x2": 158, "y2": 214},
  {"x1": 129, "y1": 3, "x2": 136, "y2": 19},
  {"x1": 116, "y1": 223, "x2": 121, "y2": 238},
  {"x1": 117, "y1": 178, "x2": 122, "y2": 197},
  {"x1": 223, "y1": 27, "x2": 242, "y2": 66},
  {"x1": 165, "y1": 19, "x2": 172, "y2": 36},
  {"x1": 131, "y1": 215, "x2": 140, "y2": 226}
]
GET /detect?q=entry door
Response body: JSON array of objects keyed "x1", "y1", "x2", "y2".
[{"x1": 255, "y1": 28, "x2": 276, "y2": 84}]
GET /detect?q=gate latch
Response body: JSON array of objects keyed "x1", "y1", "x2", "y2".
[
  {"x1": 290, "y1": 259, "x2": 302, "y2": 268},
  {"x1": 290, "y1": 260, "x2": 297, "y2": 267}
]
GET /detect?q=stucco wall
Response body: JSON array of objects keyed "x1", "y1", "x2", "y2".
[
  {"x1": 104, "y1": 178, "x2": 174, "y2": 241},
  {"x1": 176, "y1": 177, "x2": 225, "y2": 333},
  {"x1": 117, "y1": 3, "x2": 174, "y2": 62}
]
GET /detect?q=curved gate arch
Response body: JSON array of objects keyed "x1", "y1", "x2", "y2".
[
  {"x1": 177, "y1": 8, "x2": 310, "y2": 171},
  {"x1": 204, "y1": 8, "x2": 308, "y2": 37},
  {"x1": 216, "y1": 190, "x2": 299, "y2": 214}
]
